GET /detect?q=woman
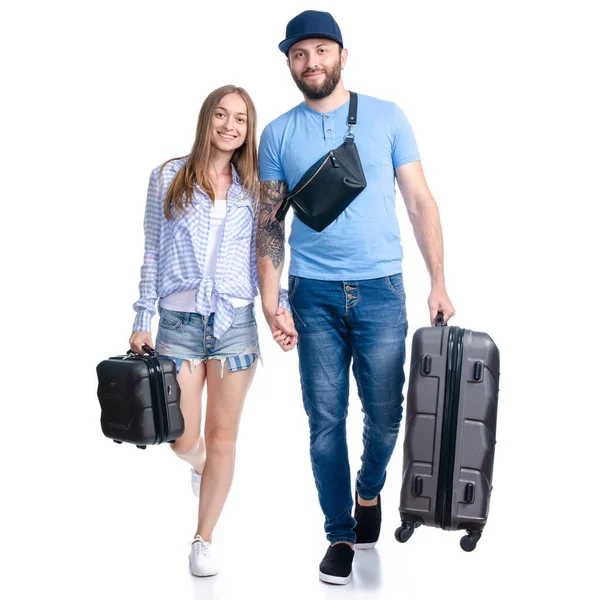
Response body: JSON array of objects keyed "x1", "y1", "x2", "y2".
[{"x1": 129, "y1": 85, "x2": 284, "y2": 577}]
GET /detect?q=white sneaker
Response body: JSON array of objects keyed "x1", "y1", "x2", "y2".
[
  {"x1": 191, "y1": 469, "x2": 201, "y2": 498},
  {"x1": 189, "y1": 535, "x2": 219, "y2": 577}
]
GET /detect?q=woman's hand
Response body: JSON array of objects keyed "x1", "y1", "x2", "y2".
[
  {"x1": 265, "y1": 307, "x2": 298, "y2": 352},
  {"x1": 129, "y1": 331, "x2": 154, "y2": 354}
]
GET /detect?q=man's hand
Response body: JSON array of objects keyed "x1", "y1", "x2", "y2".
[
  {"x1": 428, "y1": 286, "x2": 455, "y2": 326},
  {"x1": 264, "y1": 306, "x2": 298, "y2": 351}
]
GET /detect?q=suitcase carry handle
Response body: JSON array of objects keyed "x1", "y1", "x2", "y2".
[
  {"x1": 126, "y1": 345, "x2": 158, "y2": 357},
  {"x1": 435, "y1": 311, "x2": 447, "y2": 327}
]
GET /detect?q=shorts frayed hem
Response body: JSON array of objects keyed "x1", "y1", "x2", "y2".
[
  {"x1": 207, "y1": 352, "x2": 260, "y2": 378},
  {"x1": 160, "y1": 352, "x2": 260, "y2": 378}
]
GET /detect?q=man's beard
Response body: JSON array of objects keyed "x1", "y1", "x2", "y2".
[{"x1": 291, "y1": 60, "x2": 342, "y2": 100}]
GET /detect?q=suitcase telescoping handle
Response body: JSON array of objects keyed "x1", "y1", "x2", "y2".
[{"x1": 435, "y1": 311, "x2": 447, "y2": 327}]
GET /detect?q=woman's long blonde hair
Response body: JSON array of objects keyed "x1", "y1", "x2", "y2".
[{"x1": 160, "y1": 85, "x2": 259, "y2": 219}]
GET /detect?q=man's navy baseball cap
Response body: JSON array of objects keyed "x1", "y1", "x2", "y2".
[{"x1": 278, "y1": 10, "x2": 343, "y2": 55}]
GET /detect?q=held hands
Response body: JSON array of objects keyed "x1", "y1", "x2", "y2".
[
  {"x1": 265, "y1": 307, "x2": 298, "y2": 351},
  {"x1": 129, "y1": 331, "x2": 154, "y2": 355},
  {"x1": 428, "y1": 286, "x2": 456, "y2": 326}
]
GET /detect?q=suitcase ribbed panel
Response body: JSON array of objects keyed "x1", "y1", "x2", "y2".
[
  {"x1": 449, "y1": 331, "x2": 499, "y2": 530},
  {"x1": 400, "y1": 327, "x2": 449, "y2": 527}
]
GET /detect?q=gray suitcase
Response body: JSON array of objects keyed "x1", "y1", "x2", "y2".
[{"x1": 396, "y1": 314, "x2": 500, "y2": 551}]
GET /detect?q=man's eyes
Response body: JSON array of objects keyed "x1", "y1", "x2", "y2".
[{"x1": 294, "y1": 49, "x2": 328, "y2": 58}]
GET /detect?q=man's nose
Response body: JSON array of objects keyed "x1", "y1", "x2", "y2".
[{"x1": 306, "y1": 51, "x2": 320, "y2": 69}]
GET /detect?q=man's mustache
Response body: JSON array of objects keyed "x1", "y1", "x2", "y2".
[{"x1": 302, "y1": 68, "x2": 326, "y2": 77}]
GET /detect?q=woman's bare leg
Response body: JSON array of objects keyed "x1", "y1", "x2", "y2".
[
  {"x1": 196, "y1": 359, "x2": 257, "y2": 542},
  {"x1": 170, "y1": 360, "x2": 207, "y2": 474}
]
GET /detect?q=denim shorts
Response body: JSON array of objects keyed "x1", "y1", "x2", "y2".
[{"x1": 155, "y1": 303, "x2": 260, "y2": 376}]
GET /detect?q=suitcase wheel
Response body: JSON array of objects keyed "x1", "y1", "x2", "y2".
[
  {"x1": 395, "y1": 522, "x2": 416, "y2": 543},
  {"x1": 113, "y1": 440, "x2": 123, "y2": 444},
  {"x1": 136, "y1": 445, "x2": 147, "y2": 450},
  {"x1": 460, "y1": 531, "x2": 482, "y2": 552}
]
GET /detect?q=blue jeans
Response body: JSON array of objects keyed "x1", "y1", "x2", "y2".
[{"x1": 288, "y1": 273, "x2": 408, "y2": 544}]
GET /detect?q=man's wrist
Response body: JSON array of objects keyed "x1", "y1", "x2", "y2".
[
  {"x1": 430, "y1": 276, "x2": 446, "y2": 290},
  {"x1": 261, "y1": 300, "x2": 278, "y2": 318}
]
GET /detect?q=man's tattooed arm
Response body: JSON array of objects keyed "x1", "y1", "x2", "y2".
[
  {"x1": 257, "y1": 180, "x2": 288, "y2": 312},
  {"x1": 257, "y1": 180, "x2": 287, "y2": 269},
  {"x1": 257, "y1": 179, "x2": 297, "y2": 349}
]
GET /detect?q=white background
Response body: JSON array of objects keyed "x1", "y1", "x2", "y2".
[{"x1": 1, "y1": 0, "x2": 599, "y2": 598}]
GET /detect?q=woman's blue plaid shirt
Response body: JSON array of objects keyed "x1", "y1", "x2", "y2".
[{"x1": 132, "y1": 158, "x2": 288, "y2": 339}]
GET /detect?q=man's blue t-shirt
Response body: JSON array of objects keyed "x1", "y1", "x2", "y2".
[{"x1": 259, "y1": 93, "x2": 420, "y2": 280}]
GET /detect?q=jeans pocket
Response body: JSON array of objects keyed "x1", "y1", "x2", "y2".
[
  {"x1": 230, "y1": 304, "x2": 256, "y2": 329},
  {"x1": 159, "y1": 309, "x2": 183, "y2": 330},
  {"x1": 385, "y1": 273, "x2": 406, "y2": 303},
  {"x1": 288, "y1": 275, "x2": 299, "y2": 301}
]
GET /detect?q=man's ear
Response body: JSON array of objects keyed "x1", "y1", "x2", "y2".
[{"x1": 341, "y1": 47, "x2": 349, "y2": 69}]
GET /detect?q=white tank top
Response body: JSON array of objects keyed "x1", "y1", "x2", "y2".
[{"x1": 160, "y1": 199, "x2": 252, "y2": 313}]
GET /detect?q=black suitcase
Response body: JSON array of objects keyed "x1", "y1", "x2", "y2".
[
  {"x1": 96, "y1": 345, "x2": 184, "y2": 449},
  {"x1": 396, "y1": 314, "x2": 500, "y2": 551}
]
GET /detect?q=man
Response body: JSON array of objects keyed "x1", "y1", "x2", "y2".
[{"x1": 257, "y1": 10, "x2": 455, "y2": 585}]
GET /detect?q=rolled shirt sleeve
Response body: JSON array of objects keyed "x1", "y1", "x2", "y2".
[{"x1": 132, "y1": 168, "x2": 161, "y2": 332}]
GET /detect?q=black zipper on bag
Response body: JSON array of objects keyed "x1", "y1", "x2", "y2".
[
  {"x1": 144, "y1": 355, "x2": 169, "y2": 444},
  {"x1": 435, "y1": 327, "x2": 465, "y2": 529}
]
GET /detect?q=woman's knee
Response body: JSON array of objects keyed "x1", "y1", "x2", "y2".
[
  {"x1": 171, "y1": 433, "x2": 202, "y2": 456},
  {"x1": 205, "y1": 427, "x2": 237, "y2": 456}
]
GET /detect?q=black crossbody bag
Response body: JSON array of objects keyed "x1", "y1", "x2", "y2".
[{"x1": 275, "y1": 92, "x2": 367, "y2": 232}]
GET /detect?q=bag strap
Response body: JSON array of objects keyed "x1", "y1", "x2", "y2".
[
  {"x1": 276, "y1": 92, "x2": 358, "y2": 222},
  {"x1": 346, "y1": 92, "x2": 358, "y2": 140}
]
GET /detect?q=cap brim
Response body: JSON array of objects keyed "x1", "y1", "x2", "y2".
[{"x1": 278, "y1": 33, "x2": 343, "y2": 55}]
